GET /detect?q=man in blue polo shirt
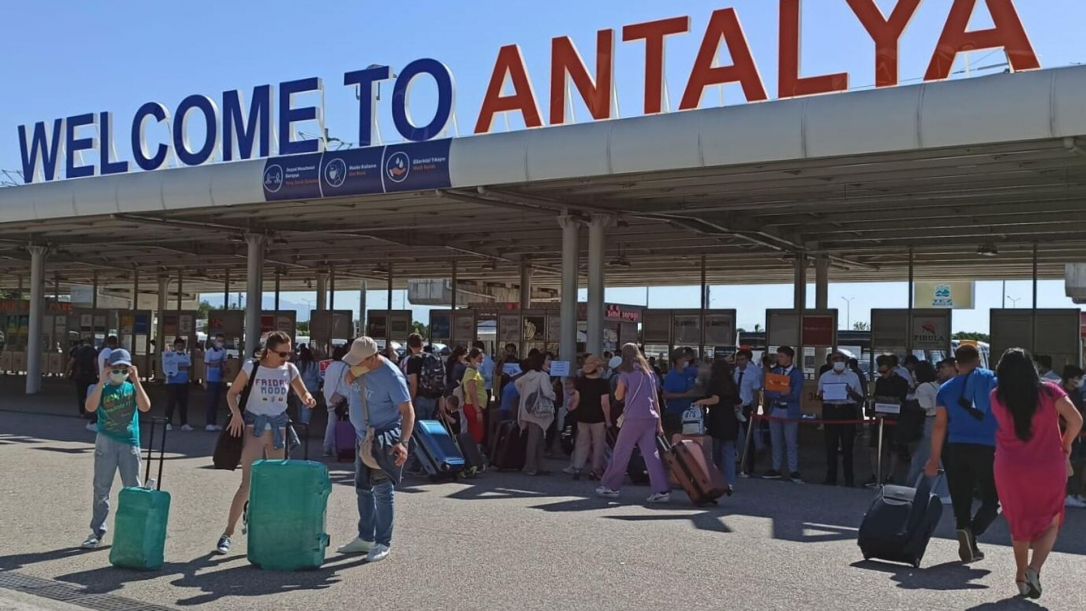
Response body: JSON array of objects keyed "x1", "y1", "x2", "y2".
[
  {"x1": 926, "y1": 344, "x2": 999, "y2": 563},
  {"x1": 662, "y1": 350, "x2": 698, "y2": 435}
]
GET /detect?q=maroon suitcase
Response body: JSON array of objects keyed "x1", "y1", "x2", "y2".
[{"x1": 657, "y1": 436, "x2": 728, "y2": 505}]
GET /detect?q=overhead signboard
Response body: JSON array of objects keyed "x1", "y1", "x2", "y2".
[
  {"x1": 871, "y1": 309, "x2": 952, "y2": 353},
  {"x1": 913, "y1": 281, "x2": 975, "y2": 309},
  {"x1": 802, "y1": 313, "x2": 837, "y2": 347},
  {"x1": 17, "y1": 3, "x2": 1041, "y2": 184},
  {"x1": 703, "y1": 311, "x2": 737, "y2": 347},
  {"x1": 990, "y1": 309, "x2": 1083, "y2": 370},
  {"x1": 766, "y1": 310, "x2": 800, "y2": 348},
  {"x1": 310, "y1": 310, "x2": 354, "y2": 343},
  {"x1": 642, "y1": 310, "x2": 671, "y2": 344},
  {"x1": 207, "y1": 310, "x2": 245, "y2": 338},
  {"x1": 429, "y1": 310, "x2": 452, "y2": 341}
]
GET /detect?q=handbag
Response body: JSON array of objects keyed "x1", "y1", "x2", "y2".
[
  {"x1": 525, "y1": 375, "x2": 555, "y2": 417},
  {"x1": 212, "y1": 361, "x2": 260, "y2": 470}
]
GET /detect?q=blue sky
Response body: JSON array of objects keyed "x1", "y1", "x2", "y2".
[{"x1": 3, "y1": 1, "x2": 1085, "y2": 332}]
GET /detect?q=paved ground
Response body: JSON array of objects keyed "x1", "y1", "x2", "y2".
[{"x1": 2, "y1": 389, "x2": 1085, "y2": 610}]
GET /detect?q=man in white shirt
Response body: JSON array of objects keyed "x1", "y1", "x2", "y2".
[
  {"x1": 733, "y1": 349, "x2": 763, "y2": 477},
  {"x1": 1036, "y1": 355, "x2": 1061, "y2": 383},
  {"x1": 818, "y1": 351, "x2": 864, "y2": 487}
]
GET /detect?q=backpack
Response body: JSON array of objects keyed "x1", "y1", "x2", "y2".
[
  {"x1": 417, "y1": 353, "x2": 446, "y2": 398},
  {"x1": 682, "y1": 405, "x2": 705, "y2": 435}
]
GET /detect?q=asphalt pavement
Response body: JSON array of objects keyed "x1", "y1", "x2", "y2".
[{"x1": 1, "y1": 405, "x2": 1084, "y2": 611}]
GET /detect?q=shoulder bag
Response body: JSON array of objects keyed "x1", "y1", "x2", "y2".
[{"x1": 212, "y1": 362, "x2": 260, "y2": 470}]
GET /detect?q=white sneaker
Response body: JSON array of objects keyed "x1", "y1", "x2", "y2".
[
  {"x1": 214, "y1": 535, "x2": 231, "y2": 555},
  {"x1": 204, "y1": 424, "x2": 217, "y2": 432},
  {"x1": 366, "y1": 544, "x2": 390, "y2": 563},
  {"x1": 85, "y1": 422, "x2": 97, "y2": 432},
  {"x1": 595, "y1": 486, "x2": 620, "y2": 498},
  {"x1": 181, "y1": 424, "x2": 194, "y2": 431},
  {"x1": 80, "y1": 533, "x2": 100, "y2": 549},
  {"x1": 337, "y1": 537, "x2": 375, "y2": 555},
  {"x1": 1065, "y1": 495, "x2": 1086, "y2": 508},
  {"x1": 165, "y1": 424, "x2": 173, "y2": 431},
  {"x1": 646, "y1": 492, "x2": 671, "y2": 503},
  {"x1": 562, "y1": 466, "x2": 578, "y2": 475}
]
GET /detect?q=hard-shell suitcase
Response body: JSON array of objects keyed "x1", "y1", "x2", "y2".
[
  {"x1": 334, "y1": 419, "x2": 356, "y2": 462},
  {"x1": 858, "y1": 474, "x2": 943, "y2": 568},
  {"x1": 492, "y1": 421, "x2": 527, "y2": 471},
  {"x1": 441, "y1": 413, "x2": 485, "y2": 473},
  {"x1": 247, "y1": 430, "x2": 332, "y2": 571},
  {"x1": 110, "y1": 418, "x2": 171, "y2": 571},
  {"x1": 413, "y1": 420, "x2": 466, "y2": 477},
  {"x1": 667, "y1": 434, "x2": 716, "y2": 489},
  {"x1": 658, "y1": 435, "x2": 728, "y2": 506}
]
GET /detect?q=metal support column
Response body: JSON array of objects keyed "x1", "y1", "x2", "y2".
[
  {"x1": 386, "y1": 263, "x2": 394, "y2": 313},
  {"x1": 329, "y1": 266, "x2": 337, "y2": 310},
  {"x1": 450, "y1": 260, "x2": 458, "y2": 347},
  {"x1": 1032, "y1": 242, "x2": 1039, "y2": 354},
  {"x1": 92, "y1": 271, "x2": 99, "y2": 310},
  {"x1": 25, "y1": 245, "x2": 47, "y2": 394},
  {"x1": 244, "y1": 234, "x2": 266, "y2": 359},
  {"x1": 316, "y1": 271, "x2": 328, "y2": 312},
  {"x1": 559, "y1": 216, "x2": 580, "y2": 360},
  {"x1": 156, "y1": 275, "x2": 168, "y2": 359},
  {"x1": 907, "y1": 248, "x2": 915, "y2": 354},
  {"x1": 358, "y1": 280, "x2": 367, "y2": 337},
  {"x1": 519, "y1": 257, "x2": 531, "y2": 310},
  {"x1": 176, "y1": 268, "x2": 183, "y2": 313},
  {"x1": 586, "y1": 215, "x2": 612, "y2": 356},
  {"x1": 814, "y1": 254, "x2": 829, "y2": 365},
  {"x1": 793, "y1": 253, "x2": 807, "y2": 366},
  {"x1": 700, "y1": 254, "x2": 708, "y2": 357},
  {"x1": 274, "y1": 268, "x2": 281, "y2": 311},
  {"x1": 54, "y1": 272, "x2": 60, "y2": 304}
]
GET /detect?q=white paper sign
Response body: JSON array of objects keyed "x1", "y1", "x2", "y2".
[
  {"x1": 822, "y1": 383, "x2": 848, "y2": 402},
  {"x1": 549, "y1": 361, "x2": 571, "y2": 377},
  {"x1": 874, "y1": 400, "x2": 902, "y2": 415}
]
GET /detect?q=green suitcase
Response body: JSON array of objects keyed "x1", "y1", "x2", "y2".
[
  {"x1": 247, "y1": 431, "x2": 331, "y2": 571},
  {"x1": 110, "y1": 419, "x2": 171, "y2": 571}
]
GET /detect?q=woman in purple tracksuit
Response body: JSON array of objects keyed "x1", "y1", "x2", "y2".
[{"x1": 596, "y1": 343, "x2": 671, "y2": 503}]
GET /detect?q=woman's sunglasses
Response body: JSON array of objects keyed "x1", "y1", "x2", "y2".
[{"x1": 271, "y1": 351, "x2": 290, "y2": 359}]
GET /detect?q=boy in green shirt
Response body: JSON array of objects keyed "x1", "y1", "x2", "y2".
[{"x1": 82, "y1": 349, "x2": 151, "y2": 549}]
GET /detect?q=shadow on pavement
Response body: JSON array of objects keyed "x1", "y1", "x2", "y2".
[
  {"x1": 52, "y1": 552, "x2": 371, "y2": 606},
  {"x1": 0, "y1": 547, "x2": 101, "y2": 572},
  {"x1": 850, "y1": 559, "x2": 990, "y2": 591},
  {"x1": 965, "y1": 599, "x2": 1049, "y2": 610}
]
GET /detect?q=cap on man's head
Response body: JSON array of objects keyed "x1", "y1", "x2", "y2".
[
  {"x1": 108, "y1": 349, "x2": 133, "y2": 367},
  {"x1": 608, "y1": 355, "x2": 623, "y2": 370},
  {"x1": 343, "y1": 336, "x2": 379, "y2": 366}
]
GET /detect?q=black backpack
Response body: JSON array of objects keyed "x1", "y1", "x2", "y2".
[{"x1": 417, "y1": 353, "x2": 446, "y2": 398}]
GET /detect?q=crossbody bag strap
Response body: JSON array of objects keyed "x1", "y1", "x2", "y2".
[{"x1": 239, "y1": 362, "x2": 260, "y2": 413}]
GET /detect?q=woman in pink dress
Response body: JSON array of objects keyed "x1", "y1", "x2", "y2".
[{"x1": 991, "y1": 349, "x2": 1083, "y2": 599}]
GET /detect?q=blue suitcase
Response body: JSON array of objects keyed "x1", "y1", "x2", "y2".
[
  {"x1": 413, "y1": 420, "x2": 465, "y2": 478},
  {"x1": 110, "y1": 418, "x2": 171, "y2": 570},
  {"x1": 247, "y1": 425, "x2": 332, "y2": 571}
]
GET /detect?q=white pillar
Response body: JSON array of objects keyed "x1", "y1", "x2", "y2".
[
  {"x1": 358, "y1": 280, "x2": 368, "y2": 337},
  {"x1": 815, "y1": 254, "x2": 830, "y2": 363},
  {"x1": 316, "y1": 271, "x2": 328, "y2": 312},
  {"x1": 25, "y1": 245, "x2": 47, "y2": 394},
  {"x1": 519, "y1": 257, "x2": 531, "y2": 310},
  {"x1": 559, "y1": 216, "x2": 580, "y2": 360},
  {"x1": 245, "y1": 234, "x2": 266, "y2": 359},
  {"x1": 586, "y1": 215, "x2": 613, "y2": 356}
]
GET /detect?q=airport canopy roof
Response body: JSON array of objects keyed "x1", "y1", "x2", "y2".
[{"x1": 2, "y1": 66, "x2": 1086, "y2": 297}]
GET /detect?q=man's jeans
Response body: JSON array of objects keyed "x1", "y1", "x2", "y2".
[
  {"x1": 768, "y1": 407, "x2": 799, "y2": 473},
  {"x1": 91, "y1": 434, "x2": 142, "y2": 536},
  {"x1": 355, "y1": 450, "x2": 395, "y2": 547},
  {"x1": 205, "y1": 382, "x2": 224, "y2": 426},
  {"x1": 405, "y1": 396, "x2": 437, "y2": 472}
]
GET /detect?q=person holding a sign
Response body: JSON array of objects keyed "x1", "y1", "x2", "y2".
[
  {"x1": 925, "y1": 344, "x2": 1000, "y2": 564},
  {"x1": 762, "y1": 346, "x2": 806, "y2": 483},
  {"x1": 163, "y1": 338, "x2": 193, "y2": 431},
  {"x1": 817, "y1": 352, "x2": 864, "y2": 487}
]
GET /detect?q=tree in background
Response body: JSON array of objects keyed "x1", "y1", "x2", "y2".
[
  {"x1": 296, "y1": 321, "x2": 311, "y2": 335},
  {"x1": 412, "y1": 320, "x2": 429, "y2": 339},
  {"x1": 853, "y1": 321, "x2": 870, "y2": 331},
  {"x1": 953, "y1": 331, "x2": 990, "y2": 343}
]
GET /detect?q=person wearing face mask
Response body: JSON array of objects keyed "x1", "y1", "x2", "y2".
[
  {"x1": 164, "y1": 338, "x2": 193, "y2": 431},
  {"x1": 214, "y1": 332, "x2": 316, "y2": 556},
  {"x1": 80, "y1": 350, "x2": 151, "y2": 549},
  {"x1": 662, "y1": 351, "x2": 699, "y2": 437},
  {"x1": 818, "y1": 352, "x2": 864, "y2": 487},
  {"x1": 335, "y1": 336, "x2": 415, "y2": 563},
  {"x1": 461, "y1": 348, "x2": 488, "y2": 444},
  {"x1": 1059, "y1": 365, "x2": 1086, "y2": 509},
  {"x1": 866, "y1": 354, "x2": 910, "y2": 487},
  {"x1": 203, "y1": 334, "x2": 228, "y2": 432}
]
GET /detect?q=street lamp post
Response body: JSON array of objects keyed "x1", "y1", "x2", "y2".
[
  {"x1": 841, "y1": 296, "x2": 855, "y2": 329},
  {"x1": 1007, "y1": 295, "x2": 1021, "y2": 308}
]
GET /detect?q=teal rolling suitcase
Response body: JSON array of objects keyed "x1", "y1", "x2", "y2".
[
  {"x1": 247, "y1": 426, "x2": 332, "y2": 571},
  {"x1": 110, "y1": 418, "x2": 171, "y2": 571}
]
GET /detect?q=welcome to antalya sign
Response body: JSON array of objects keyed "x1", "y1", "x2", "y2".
[{"x1": 17, "y1": 0, "x2": 1038, "y2": 184}]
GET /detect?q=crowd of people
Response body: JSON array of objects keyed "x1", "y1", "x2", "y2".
[{"x1": 75, "y1": 332, "x2": 1084, "y2": 597}]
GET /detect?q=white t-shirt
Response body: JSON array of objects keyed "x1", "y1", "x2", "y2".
[
  {"x1": 97, "y1": 347, "x2": 112, "y2": 375},
  {"x1": 916, "y1": 381, "x2": 940, "y2": 417},
  {"x1": 241, "y1": 360, "x2": 300, "y2": 416}
]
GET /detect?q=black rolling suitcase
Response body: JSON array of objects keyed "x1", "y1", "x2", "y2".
[{"x1": 858, "y1": 474, "x2": 943, "y2": 568}]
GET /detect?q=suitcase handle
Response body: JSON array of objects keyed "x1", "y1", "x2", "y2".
[
  {"x1": 286, "y1": 421, "x2": 309, "y2": 461},
  {"x1": 144, "y1": 417, "x2": 167, "y2": 491}
]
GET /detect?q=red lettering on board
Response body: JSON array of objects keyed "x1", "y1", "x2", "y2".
[
  {"x1": 474, "y1": 45, "x2": 544, "y2": 134},
  {"x1": 622, "y1": 16, "x2": 690, "y2": 115},
  {"x1": 680, "y1": 8, "x2": 768, "y2": 110},
  {"x1": 847, "y1": 0, "x2": 923, "y2": 88},
  {"x1": 550, "y1": 29, "x2": 615, "y2": 125},
  {"x1": 924, "y1": 0, "x2": 1040, "y2": 81},
  {"x1": 778, "y1": 0, "x2": 849, "y2": 98}
]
